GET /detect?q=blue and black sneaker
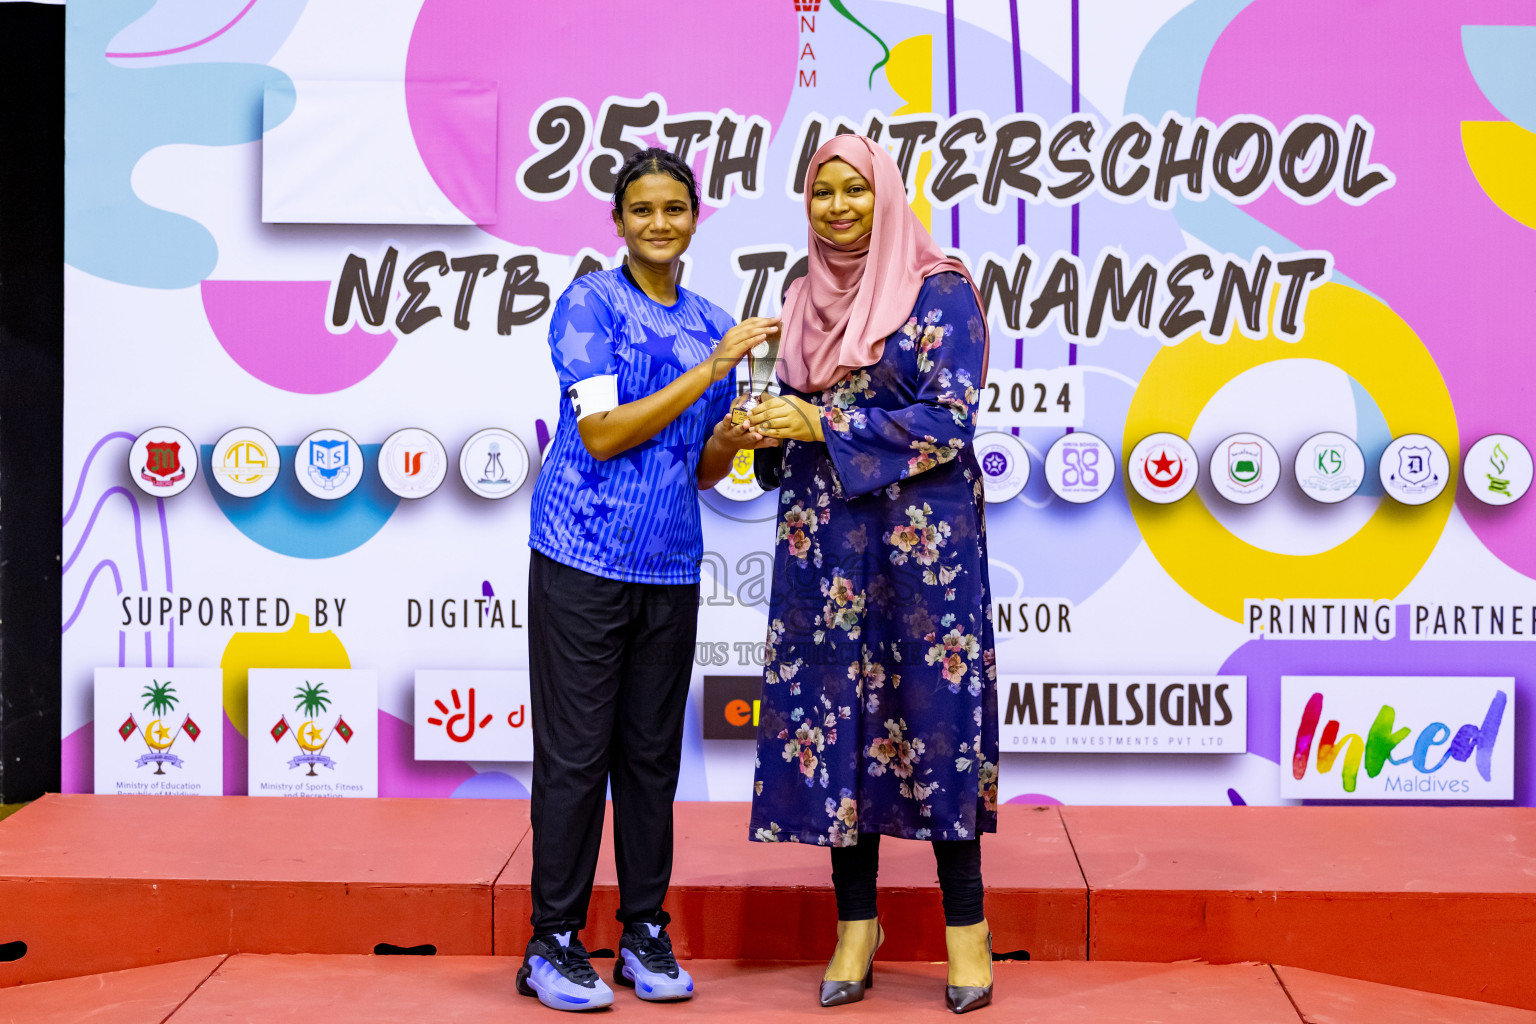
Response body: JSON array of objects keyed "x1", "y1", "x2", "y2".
[
  {"x1": 516, "y1": 932, "x2": 614, "y2": 1012},
  {"x1": 614, "y1": 921, "x2": 695, "y2": 1001}
]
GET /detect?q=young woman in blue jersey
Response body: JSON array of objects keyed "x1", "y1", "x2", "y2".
[{"x1": 519, "y1": 147, "x2": 778, "y2": 1013}]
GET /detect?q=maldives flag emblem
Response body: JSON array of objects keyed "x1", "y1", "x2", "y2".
[
  {"x1": 118, "y1": 714, "x2": 138, "y2": 741},
  {"x1": 334, "y1": 716, "x2": 354, "y2": 743},
  {"x1": 271, "y1": 716, "x2": 290, "y2": 743},
  {"x1": 182, "y1": 715, "x2": 201, "y2": 742}
]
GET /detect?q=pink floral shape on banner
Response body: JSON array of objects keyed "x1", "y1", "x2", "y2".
[
  {"x1": 404, "y1": 0, "x2": 796, "y2": 251},
  {"x1": 1197, "y1": 0, "x2": 1536, "y2": 578},
  {"x1": 201, "y1": 280, "x2": 397, "y2": 394}
]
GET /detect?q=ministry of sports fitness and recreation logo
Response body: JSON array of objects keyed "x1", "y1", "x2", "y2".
[
  {"x1": 975, "y1": 432, "x2": 1031, "y2": 503},
  {"x1": 1210, "y1": 432, "x2": 1279, "y2": 504},
  {"x1": 118, "y1": 678, "x2": 203, "y2": 775},
  {"x1": 296, "y1": 428, "x2": 363, "y2": 500},
  {"x1": 1294, "y1": 430, "x2": 1365, "y2": 503},
  {"x1": 270, "y1": 680, "x2": 355, "y2": 776},
  {"x1": 1463, "y1": 433, "x2": 1532, "y2": 506},
  {"x1": 1044, "y1": 432, "x2": 1114, "y2": 503},
  {"x1": 1127, "y1": 432, "x2": 1197, "y2": 503},
  {"x1": 458, "y1": 428, "x2": 531, "y2": 499},
  {"x1": 211, "y1": 426, "x2": 281, "y2": 498},
  {"x1": 1379, "y1": 433, "x2": 1448, "y2": 504},
  {"x1": 379, "y1": 427, "x2": 449, "y2": 498},
  {"x1": 129, "y1": 427, "x2": 198, "y2": 497}
]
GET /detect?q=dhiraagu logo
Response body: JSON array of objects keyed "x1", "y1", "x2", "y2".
[{"x1": 1280, "y1": 676, "x2": 1514, "y2": 800}]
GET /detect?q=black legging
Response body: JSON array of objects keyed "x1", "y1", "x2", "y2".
[{"x1": 830, "y1": 834, "x2": 984, "y2": 927}]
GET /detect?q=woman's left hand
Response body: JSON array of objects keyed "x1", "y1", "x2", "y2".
[{"x1": 748, "y1": 393, "x2": 825, "y2": 442}]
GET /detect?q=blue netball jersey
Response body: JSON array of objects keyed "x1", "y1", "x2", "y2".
[{"x1": 529, "y1": 267, "x2": 735, "y2": 585}]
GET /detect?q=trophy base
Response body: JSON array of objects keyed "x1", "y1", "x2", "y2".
[{"x1": 732, "y1": 397, "x2": 759, "y2": 425}]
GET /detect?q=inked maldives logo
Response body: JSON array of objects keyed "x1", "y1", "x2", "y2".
[{"x1": 1290, "y1": 689, "x2": 1508, "y2": 793}]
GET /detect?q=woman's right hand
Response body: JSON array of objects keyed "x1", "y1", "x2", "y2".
[{"x1": 705, "y1": 317, "x2": 780, "y2": 381}]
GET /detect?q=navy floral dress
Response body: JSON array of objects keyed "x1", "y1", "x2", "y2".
[{"x1": 749, "y1": 272, "x2": 999, "y2": 846}]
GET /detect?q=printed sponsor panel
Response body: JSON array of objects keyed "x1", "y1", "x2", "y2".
[
  {"x1": 94, "y1": 668, "x2": 223, "y2": 796},
  {"x1": 1280, "y1": 676, "x2": 1513, "y2": 800},
  {"x1": 413, "y1": 669, "x2": 532, "y2": 761},
  {"x1": 998, "y1": 675, "x2": 1247, "y2": 754},
  {"x1": 702, "y1": 675, "x2": 763, "y2": 740},
  {"x1": 248, "y1": 669, "x2": 378, "y2": 798}
]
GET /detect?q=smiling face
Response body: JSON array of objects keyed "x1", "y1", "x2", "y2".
[
  {"x1": 809, "y1": 158, "x2": 876, "y2": 245},
  {"x1": 612, "y1": 172, "x2": 697, "y2": 267}
]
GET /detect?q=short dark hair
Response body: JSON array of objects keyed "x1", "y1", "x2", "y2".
[{"x1": 612, "y1": 147, "x2": 700, "y2": 215}]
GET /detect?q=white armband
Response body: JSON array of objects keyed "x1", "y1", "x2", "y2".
[{"x1": 568, "y1": 375, "x2": 619, "y2": 420}]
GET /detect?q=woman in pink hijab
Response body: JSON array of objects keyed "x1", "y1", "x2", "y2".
[{"x1": 746, "y1": 135, "x2": 999, "y2": 1014}]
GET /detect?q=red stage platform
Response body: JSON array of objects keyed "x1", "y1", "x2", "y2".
[
  {"x1": 1062, "y1": 805, "x2": 1536, "y2": 1009},
  {"x1": 0, "y1": 794, "x2": 528, "y2": 984},
  {"x1": 4, "y1": 954, "x2": 1533, "y2": 1024},
  {"x1": 494, "y1": 801, "x2": 1087, "y2": 963},
  {"x1": 0, "y1": 795, "x2": 1531, "y2": 1014}
]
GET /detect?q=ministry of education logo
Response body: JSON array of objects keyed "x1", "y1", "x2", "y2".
[
  {"x1": 1128, "y1": 432, "x2": 1197, "y2": 504},
  {"x1": 1210, "y1": 432, "x2": 1279, "y2": 505},
  {"x1": 379, "y1": 428, "x2": 448, "y2": 498},
  {"x1": 296, "y1": 429, "x2": 363, "y2": 500},
  {"x1": 1464, "y1": 433, "x2": 1532, "y2": 506},
  {"x1": 459, "y1": 428, "x2": 531, "y2": 499},
  {"x1": 1044, "y1": 432, "x2": 1115, "y2": 504},
  {"x1": 129, "y1": 427, "x2": 198, "y2": 497},
  {"x1": 120, "y1": 679, "x2": 202, "y2": 775},
  {"x1": 210, "y1": 426, "x2": 281, "y2": 498},
  {"x1": 974, "y1": 431, "x2": 1031, "y2": 503},
  {"x1": 1380, "y1": 434, "x2": 1449, "y2": 505},
  {"x1": 1294, "y1": 431, "x2": 1365, "y2": 503}
]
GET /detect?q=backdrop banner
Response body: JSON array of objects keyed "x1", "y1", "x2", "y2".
[{"x1": 62, "y1": 0, "x2": 1536, "y2": 806}]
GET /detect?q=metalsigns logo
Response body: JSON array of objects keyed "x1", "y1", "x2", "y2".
[
  {"x1": 1281, "y1": 676, "x2": 1513, "y2": 799},
  {"x1": 998, "y1": 675, "x2": 1246, "y2": 753}
]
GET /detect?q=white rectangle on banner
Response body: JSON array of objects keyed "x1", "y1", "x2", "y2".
[
  {"x1": 248, "y1": 669, "x2": 378, "y2": 798},
  {"x1": 1280, "y1": 676, "x2": 1513, "y2": 800},
  {"x1": 999, "y1": 675, "x2": 1246, "y2": 753},
  {"x1": 94, "y1": 668, "x2": 223, "y2": 796},
  {"x1": 975, "y1": 367, "x2": 1084, "y2": 428},
  {"x1": 262, "y1": 80, "x2": 497, "y2": 224},
  {"x1": 414, "y1": 670, "x2": 532, "y2": 762}
]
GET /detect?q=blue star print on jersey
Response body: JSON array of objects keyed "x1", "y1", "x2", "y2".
[{"x1": 529, "y1": 267, "x2": 735, "y2": 584}]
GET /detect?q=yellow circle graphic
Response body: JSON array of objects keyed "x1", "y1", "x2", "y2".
[{"x1": 1123, "y1": 283, "x2": 1457, "y2": 622}]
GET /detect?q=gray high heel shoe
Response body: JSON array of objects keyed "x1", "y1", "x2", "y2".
[
  {"x1": 818, "y1": 922, "x2": 883, "y2": 1007},
  {"x1": 944, "y1": 932, "x2": 994, "y2": 1014}
]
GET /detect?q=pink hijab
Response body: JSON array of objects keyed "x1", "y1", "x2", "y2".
[{"x1": 779, "y1": 134, "x2": 988, "y2": 393}]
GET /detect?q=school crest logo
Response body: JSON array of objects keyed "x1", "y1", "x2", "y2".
[
  {"x1": 129, "y1": 427, "x2": 198, "y2": 497},
  {"x1": 379, "y1": 428, "x2": 449, "y2": 498},
  {"x1": 211, "y1": 426, "x2": 281, "y2": 497},
  {"x1": 295, "y1": 429, "x2": 363, "y2": 500},
  {"x1": 1210, "y1": 432, "x2": 1279, "y2": 505},
  {"x1": 1294, "y1": 431, "x2": 1364, "y2": 503},
  {"x1": 1380, "y1": 434, "x2": 1448, "y2": 505}
]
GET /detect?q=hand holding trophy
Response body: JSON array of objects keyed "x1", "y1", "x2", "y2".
[{"x1": 733, "y1": 334, "x2": 781, "y2": 424}]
